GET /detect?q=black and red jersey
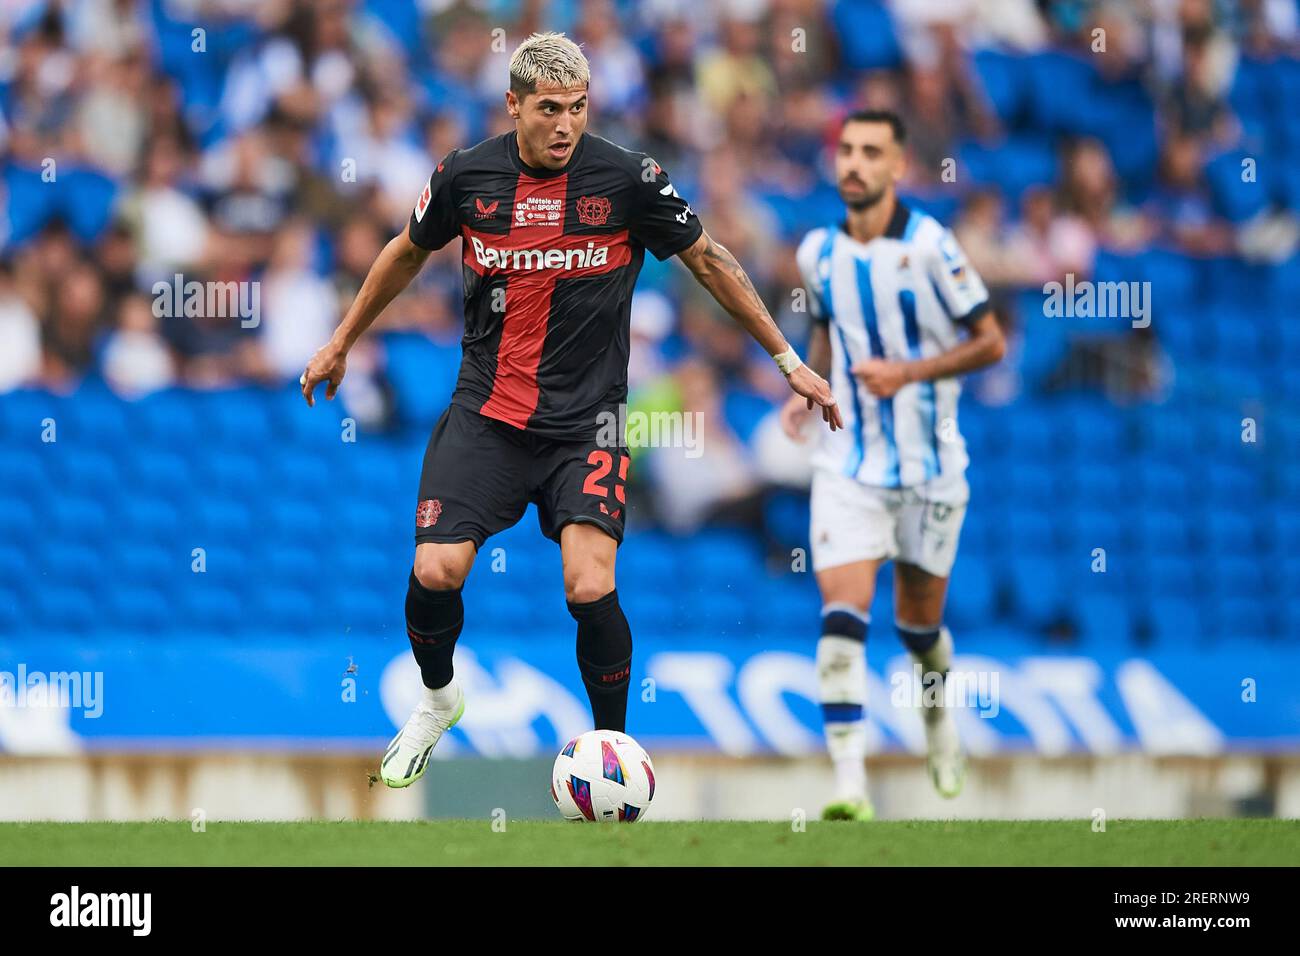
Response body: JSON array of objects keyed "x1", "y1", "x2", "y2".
[{"x1": 407, "y1": 130, "x2": 702, "y2": 440}]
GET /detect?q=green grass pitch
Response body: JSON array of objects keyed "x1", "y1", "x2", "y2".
[{"x1": 2, "y1": 819, "x2": 1295, "y2": 866}]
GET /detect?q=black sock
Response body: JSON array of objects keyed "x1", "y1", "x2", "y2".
[
  {"x1": 568, "y1": 589, "x2": 632, "y2": 732},
  {"x1": 405, "y1": 571, "x2": 464, "y2": 689}
]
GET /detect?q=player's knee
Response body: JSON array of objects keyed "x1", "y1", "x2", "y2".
[
  {"x1": 565, "y1": 571, "x2": 614, "y2": 606},
  {"x1": 413, "y1": 548, "x2": 471, "y2": 591}
]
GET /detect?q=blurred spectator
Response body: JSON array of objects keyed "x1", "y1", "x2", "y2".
[
  {"x1": 101, "y1": 293, "x2": 176, "y2": 397},
  {"x1": 1004, "y1": 186, "x2": 1097, "y2": 284},
  {"x1": 1058, "y1": 139, "x2": 1154, "y2": 251},
  {"x1": 0, "y1": 0, "x2": 1290, "y2": 453},
  {"x1": 0, "y1": 260, "x2": 41, "y2": 390},
  {"x1": 1162, "y1": 17, "x2": 1239, "y2": 143},
  {"x1": 119, "y1": 135, "x2": 210, "y2": 285},
  {"x1": 1145, "y1": 133, "x2": 1233, "y2": 256},
  {"x1": 43, "y1": 262, "x2": 106, "y2": 385},
  {"x1": 643, "y1": 360, "x2": 759, "y2": 534},
  {"x1": 695, "y1": 14, "x2": 777, "y2": 120},
  {"x1": 260, "y1": 219, "x2": 338, "y2": 379}
]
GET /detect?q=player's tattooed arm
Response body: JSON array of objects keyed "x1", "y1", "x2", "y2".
[
  {"x1": 853, "y1": 310, "x2": 1006, "y2": 399},
  {"x1": 301, "y1": 230, "x2": 432, "y2": 406},
  {"x1": 679, "y1": 231, "x2": 843, "y2": 430},
  {"x1": 806, "y1": 323, "x2": 832, "y2": 378}
]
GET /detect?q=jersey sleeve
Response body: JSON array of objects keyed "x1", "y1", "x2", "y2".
[
  {"x1": 407, "y1": 150, "x2": 461, "y2": 251},
  {"x1": 629, "y1": 155, "x2": 703, "y2": 260},
  {"x1": 795, "y1": 229, "x2": 830, "y2": 325},
  {"x1": 924, "y1": 226, "x2": 990, "y2": 325}
]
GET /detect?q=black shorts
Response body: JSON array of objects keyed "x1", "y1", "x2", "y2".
[{"x1": 414, "y1": 404, "x2": 629, "y2": 548}]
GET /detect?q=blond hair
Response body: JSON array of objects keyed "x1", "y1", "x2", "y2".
[{"x1": 509, "y1": 32, "x2": 590, "y2": 98}]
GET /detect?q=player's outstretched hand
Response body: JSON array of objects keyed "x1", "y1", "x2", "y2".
[
  {"x1": 780, "y1": 392, "x2": 814, "y2": 441},
  {"x1": 300, "y1": 343, "x2": 347, "y2": 407},
  {"x1": 785, "y1": 364, "x2": 842, "y2": 431}
]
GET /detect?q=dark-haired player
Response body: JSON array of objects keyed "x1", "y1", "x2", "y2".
[{"x1": 782, "y1": 110, "x2": 1005, "y2": 819}]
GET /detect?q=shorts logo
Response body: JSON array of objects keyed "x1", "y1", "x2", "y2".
[
  {"x1": 474, "y1": 197, "x2": 499, "y2": 219},
  {"x1": 577, "y1": 195, "x2": 612, "y2": 226},
  {"x1": 416, "y1": 499, "x2": 443, "y2": 528}
]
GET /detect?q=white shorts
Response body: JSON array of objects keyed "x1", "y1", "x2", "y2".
[{"x1": 810, "y1": 469, "x2": 969, "y2": 577}]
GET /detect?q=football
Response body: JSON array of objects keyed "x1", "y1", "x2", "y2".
[{"x1": 551, "y1": 730, "x2": 656, "y2": 822}]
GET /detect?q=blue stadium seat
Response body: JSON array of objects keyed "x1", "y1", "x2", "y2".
[
  {"x1": 945, "y1": 559, "x2": 995, "y2": 630},
  {"x1": 831, "y1": 0, "x2": 903, "y2": 69},
  {"x1": 382, "y1": 332, "x2": 459, "y2": 427},
  {"x1": 1076, "y1": 595, "x2": 1133, "y2": 645},
  {"x1": 1059, "y1": 508, "x2": 1126, "y2": 565},
  {"x1": 1136, "y1": 460, "x2": 1192, "y2": 508},
  {"x1": 1147, "y1": 597, "x2": 1205, "y2": 645},
  {"x1": 1006, "y1": 463, "x2": 1057, "y2": 508},
  {"x1": 1133, "y1": 509, "x2": 1192, "y2": 557},
  {"x1": 1006, "y1": 508, "x2": 1056, "y2": 555},
  {"x1": 972, "y1": 49, "x2": 1030, "y2": 125},
  {"x1": 183, "y1": 586, "x2": 245, "y2": 630},
  {"x1": 107, "y1": 586, "x2": 172, "y2": 630},
  {"x1": 1141, "y1": 554, "x2": 1199, "y2": 600},
  {"x1": 1007, "y1": 557, "x2": 1066, "y2": 628},
  {"x1": 1209, "y1": 596, "x2": 1271, "y2": 643},
  {"x1": 35, "y1": 586, "x2": 99, "y2": 632},
  {"x1": 1204, "y1": 151, "x2": 1272, "y2": 222}
]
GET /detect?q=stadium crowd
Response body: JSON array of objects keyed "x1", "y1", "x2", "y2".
[{"x1": 0, "y1": 1, "x2": 1297, "y2": 645}]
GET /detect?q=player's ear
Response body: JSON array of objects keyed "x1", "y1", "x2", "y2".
[
  {"x1": 505, "y1": 89, "x2": 520, "y2": 119},
  {"x1": 892, "y1": 144, "x2": 908, "y2": 184}
]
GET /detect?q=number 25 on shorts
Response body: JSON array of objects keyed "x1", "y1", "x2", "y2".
[{"x1": 582, "y1": 450, "x2": 629, "y2": 503}]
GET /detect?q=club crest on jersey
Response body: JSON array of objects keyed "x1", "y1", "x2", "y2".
[
  {"x1": 577, "y1": 195, "x2": 612, "y2": 226},
  {"x1": 474, "y1": 197, "x2": 500, "y2": 219},
  {"x1": 414, "y1": 183, "x2": 432, "y2": 222},
  {"x1": 416, "y1": 499, "x2": 442, "y2": 528}
]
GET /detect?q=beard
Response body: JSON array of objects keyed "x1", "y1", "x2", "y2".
[{"x1": 839, "y1": 181, "x2": 887, "y2": 210}]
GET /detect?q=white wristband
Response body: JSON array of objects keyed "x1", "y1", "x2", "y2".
[{"x1": 772, "y1": 347, "x2": 803, "y2": 376}]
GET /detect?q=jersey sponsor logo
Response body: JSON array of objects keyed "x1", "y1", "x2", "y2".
[
  {"x1": 416, "y1": 498, "x2": 442, "y2": 528},
  {"x1": 659, "y1": 183, "x2": 695, "y2": 224},
  {"x1": 576, "y1": 194, "x2": 612, "y2": 226},
  {"x1": 468, "y1": 234, "x2": 613, "y2": 272},
  {"x1": 414, "y1": 183, "x2": 432, "y2": 223},
  {"x1": 513, "y1": 195, "x2": 563, "y2": 227},
  {"x1": 474, "y1": 197, "x2": 500, "y2": 219}
]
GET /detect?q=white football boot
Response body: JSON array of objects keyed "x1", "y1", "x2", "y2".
[
  {"x1": 379, "y1": 680, "x2": 465, "y2": 788},
  {"x1": 924, "y1": 700, "x2": 965, "y2": 798}
]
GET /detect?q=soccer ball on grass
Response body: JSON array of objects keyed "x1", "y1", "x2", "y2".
[{"x1": 551, "y1": 729, "x2": 655, "y2": 822}]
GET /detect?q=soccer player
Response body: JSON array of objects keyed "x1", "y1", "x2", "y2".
[
  {"x1": 300, "y1": 33, "x2": 841, "y2": 788},
  {"x1": 781, "y1": 110, "x2": 1005, "y2": 820}
]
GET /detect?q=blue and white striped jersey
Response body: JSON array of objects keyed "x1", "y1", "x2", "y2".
[{"x1": 796, "y1": 203, "x2": 990, "y2": 488}]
